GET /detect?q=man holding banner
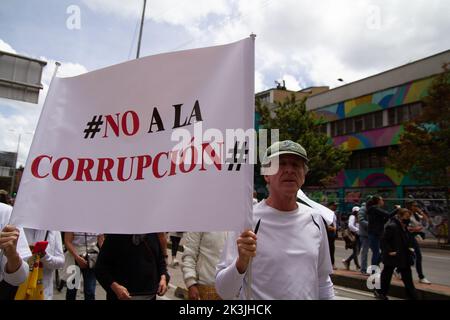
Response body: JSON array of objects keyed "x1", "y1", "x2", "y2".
[
  {"x1": 0, "y1": 200, "x2": 31, "y2": 299},
  {"x1": 216, "y1": 140, "x2": 335, "y2": 300},
  {"x1": 11, "y1": 37, "x2": 255, "y2": 236}
]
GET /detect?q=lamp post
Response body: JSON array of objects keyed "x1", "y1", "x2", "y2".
[
  {"x1": 8, "y1": 130, "x2": 32, "y2": 196},
  {"x1": 136, "y1": 0, "x2": 147, "y2": 59},
  {"x1": 9, "y1": 133, "x2": 20, "y2": 195}
]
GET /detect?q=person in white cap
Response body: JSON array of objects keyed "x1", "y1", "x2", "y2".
[
  {"x1": 215, "y1": 140, "x2": 334, "y2": 300},
  {"x1": 342, "y1": 206, "x2": 361, "y2": 270}
]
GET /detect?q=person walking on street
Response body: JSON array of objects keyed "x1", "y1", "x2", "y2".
[
  {"x1": 405, "y1": 200, "x2": 431, "y2": 284},
  {"x1": 342, "y1": 206, "x2": 360, "y2": 271},
  {"x1": 358, "y1": 199, "x2": 370, "y2": 275},
  {"x1": 367, "y1": 196, "x2": 393, "y2": 266},
  {"x1": 375, "y1": 208, "x2": 418, "y2": 300}
]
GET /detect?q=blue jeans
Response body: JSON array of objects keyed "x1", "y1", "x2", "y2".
[
  {"x1": 412, "y1": 236, "x2": 424, "y2": 279},
  {"x1": 368, "y1": 234, "x2": 381, "y2": 266},
  {"x1": 66, "y1": 268, "x2": 96, "y2": 300},
  {"x1": 359, "y1": 235, "x2": 369, "y2": 273}
]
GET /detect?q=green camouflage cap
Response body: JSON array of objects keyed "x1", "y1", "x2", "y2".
[{"x1": 262, "y1": 140, "x2": 309, "y2": 164}]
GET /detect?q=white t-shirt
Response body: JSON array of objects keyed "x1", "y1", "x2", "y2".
[
  {"x1": 215, "y1": 200, "x2": 335, "y2": 300},
  {"x1": 0, "y1": 202, "x2": 32, "y2": 285},
  {"x1": 24, "y1": 229, "x2": 65, "y2": 300}
]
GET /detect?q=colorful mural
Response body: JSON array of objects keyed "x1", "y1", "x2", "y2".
[
  {"x1": 332, "y1": 125, "x2": 404, "y2": 151},
  {"x1": 404, "y1": 187, "x2": 449, "y2": 239},
  {"x1": 303, "y1": 189, "x2": 340, "y2": 205},
  {"x1": 336, "y1": 168, "x2": 421, "y2": 188},
  {"x1": 311, "y1": 76, "x2": 436, "y2": 189},
  {"x1": 314, "y1": 77, "x2": 433, "y2": 121}
]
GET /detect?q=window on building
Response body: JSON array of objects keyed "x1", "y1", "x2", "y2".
[
  {"x1": 330, "y1": 121, "x2": 336, "y2": 137},
  {"x1": 258, "y1": 93, "x2": 270, "y2": 104},
  {"x1": 346, "y1": 147, "x2": 390, "y2": 169},
  {"x1": 409, "y1": 103, "x2": 423, "y2": 120},
  {"x1": 328, "y1": 102, "x2": 422, "y2": 137},
  {"x1": 370, "y1": 151, "x2": 381, "y2": 168},
  {"x1": 374, "y1": 111, "x2": 383, "y2": 128},
  {"x1": 388, "y1": 108, "x2": 396, "y2": 126},
  {"x1": 336, "y1": 120, "x2": 344, "y2": 136},
  {"x1": 364, "y1": 114, "x2": 374, "y2": 130},
  {"x1": 360, "y1": 152, "x2": 370, "y2": 168},
  {"x1": 316, "y1": 123, "x2": 327, "y2": 135},
  {"x1": 398, "y1": 106, "x2": 408, "y2": 123},
  {"x1": 345, "y1": 118, "x2": 354, "y2": 134},
  {"x1": 347, "y1": 152, "x2": 359, "y2": 169},
  {"x1": 354, "y1": 116, "x2": 364, "y2": 132}
]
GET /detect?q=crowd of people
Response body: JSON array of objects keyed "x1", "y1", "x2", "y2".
[
  {"x1": 329, "y1": 194, "x2": 432, "y2": 300},
  {"x1": 0, "y1": 140, "x2": 435, "y2": 300}
]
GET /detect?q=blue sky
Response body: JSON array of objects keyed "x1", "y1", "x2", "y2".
[{"x1": 1, "y1": 0, "x2": 449, "y2": 166}]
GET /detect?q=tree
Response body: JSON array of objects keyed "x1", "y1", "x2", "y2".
[
  {"x1": 387, "y1": 64, "x2": 450, "y2": 242},
  {"x1": 388, "y1": 64, "x2": 450, "y2": 186},
  {"x1": 256, "y1": 94, "x2": 350, "y2": 187}
]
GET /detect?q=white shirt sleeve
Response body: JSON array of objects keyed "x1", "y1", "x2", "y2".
[
  {"x1": 1, "y1": 226, "x2": 32, "y2": 285},
  {"x1": 0, "y1": 206, "x2": 31, "y2": 286},
  {"x1": 215, "y1": 231, "x2": 245, "y2": 299},
  {"x1": 181, "y1": 232, "x2": 202, "y2": 288},
  {"x1": 317, "y1": 217, "x2": 335, "y2": 300},
  {"x1": 1, "y1": 227, "x2": 31, "y2": 286},
  {"x1": 348, "y1": 215, "x2": 359, "y2": 234},
  {"x1": 41, "y1": 231, "x2": 65, "y2": 270},
  {"x1": 1, "y1": 257, "x2": 29, "y2": 286}
]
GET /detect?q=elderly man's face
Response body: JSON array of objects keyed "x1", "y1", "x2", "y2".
[{"x1": 264, "y1": 154, "x2": 306, "y2": 197}]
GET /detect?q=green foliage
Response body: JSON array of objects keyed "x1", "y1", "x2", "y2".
[
  {"x1": 387, "y1": 64, "x2": 450, "y2": 187},
  {"x1": 256, "y1": 94, "x2": 350, "y2": 186}
]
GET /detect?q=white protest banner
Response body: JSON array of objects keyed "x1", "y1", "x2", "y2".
[{"x1": 12, "y1": 38, "x2": 254, "y2": 234}]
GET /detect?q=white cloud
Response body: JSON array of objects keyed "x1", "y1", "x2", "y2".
[
  {"x1": 189, "y1": 0, "x2": 450, "y2": 90},
  {"x1": 46, "y1": 61, "x2": 88, "y2": 80},
  {"x1": 254, "y1": 70, "x2": 265, "y2": 92},
  {"x1": 0, "y1": 39, "x2": 16, "y2": 53},
  {"x1": 281, "y1": 74, "x2": 302, "y2": 91},
  {"x1": 1, "y1": 0, "x2": 449, "y2": 165},
  {"x1": 78, "y1": 0, "x2": 450, "y2": 92},
  {"x1": 82, "y1": 0, "x2": 231, "y2": 29}
]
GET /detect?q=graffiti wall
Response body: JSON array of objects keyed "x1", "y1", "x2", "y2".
[
  {"x1": 332, "y1": 125, "x2": 404, "y2": 151},
  {"x1": 404, "y1": 187, "x2": 449, "y2": 240},
  {"x1": 314, "y1": 77, "x2": 433, "y2": 121},
  {"x1": 336, "y1": 168, "x2": 421, "y2": 188},
  {"x1": 303, "y1": 189, "x2": 340, "y2": 205}
]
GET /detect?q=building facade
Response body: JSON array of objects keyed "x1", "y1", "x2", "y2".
[
  {"x1": 0, "y1": 151, "x2": 17, "y2": 192},
  {"x1": 305, "y1": 50, "x2": 450, "y2": 237}
]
